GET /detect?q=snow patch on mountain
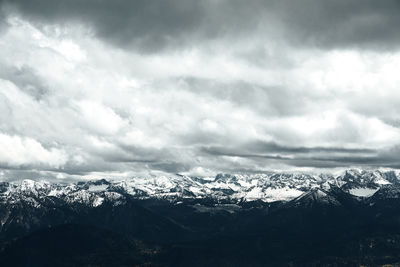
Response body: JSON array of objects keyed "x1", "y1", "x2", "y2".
[
  {"x1": 349, "y1": 187, "x2": 379, "y2": 197},
  {"x1": 88, "y1": 184, "x2": 109, "y2": 192}
]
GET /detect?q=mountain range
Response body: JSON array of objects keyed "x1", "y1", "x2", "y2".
[{"x1": 1, "y1": 169, "x2": 400, "y2": 266}]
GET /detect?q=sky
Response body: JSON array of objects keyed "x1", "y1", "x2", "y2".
[{"x1": 1, "y1": 0, "x2": 400, "y2": 181}]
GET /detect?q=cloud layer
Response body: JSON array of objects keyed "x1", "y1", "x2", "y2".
[
  {"x1": 4, "y1": 0, "x2": 400, "y2": 52},
  {"x1": 1, "y1": 1, "x2": 400, "y2": 180}
]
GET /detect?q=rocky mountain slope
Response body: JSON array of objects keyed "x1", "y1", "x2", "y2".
[
  {"x1": 2, "y1": 169, "x2": 400, "y2": 266},
  {"x1": 1, "y1": 169, "x2": 398, "y2": 207}
]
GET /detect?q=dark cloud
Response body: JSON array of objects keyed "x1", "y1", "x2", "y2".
[
  {"x1": 278, "y1": 0, "x2": 400, "y2": 50},
  {"x1": 0, "y1": 65, "x2": 49, "y2": 100},
  {"x1": 149, "y1": 162, "x2": 191, "y2": 173},
  {"x1": 245, "y1": 141, "x2": 376, "y2": 154},
  {"x1": 201, "y1": 146, "x2": 292, "y2": 160},
  {"x1": 177, "y1": 78, "x2": 318, "y2": 117},
  {"x1": 202, "y1": 142, "x2": 376, "y2": 156},
  {"x1": 1, "y1": 0, "x2": 212, "y2": 53},
  {"x1": 201, "y1": 142, "x2": 389, "y2": 169},
  {"x1": 0, "y1": 3, "x2": 9, "y2": 34},
  {"x1": 2, "y1": 0, "x2": 400, "y2": 52}
]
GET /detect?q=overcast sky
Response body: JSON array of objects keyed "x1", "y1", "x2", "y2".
[{"x1": 1, "y1": 0, "x2": 400, "y2": 180}]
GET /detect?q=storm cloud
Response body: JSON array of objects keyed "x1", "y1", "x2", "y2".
[
  {"x1": 2, "y1": 0, "x2": 400, "y2": 52},
  {"x1": 0, "y1": 1, "x2": 400, "y2": 180}
]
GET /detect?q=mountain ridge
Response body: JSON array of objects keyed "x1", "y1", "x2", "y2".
[
  {"x1": 1, "y1": 169, "x2": 399, "y2": 205},
  {"x1": 2, "y1": 169, "x2": 400, "y2": 266}
]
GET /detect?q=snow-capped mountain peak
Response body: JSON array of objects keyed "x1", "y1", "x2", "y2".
[{"x1": 0, "y1": 170, "x2": 399, "y2": 207}]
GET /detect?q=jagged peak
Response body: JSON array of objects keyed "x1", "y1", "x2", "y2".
[
  {"x1": 290, "y1": 188, "x2": 341, "y2": 207},
  {"x1": 371, "y1": 184, "x2": 400, "y2": 200},
  {"x1": 1, "y1": 169, "x2": 400, "y2": 205}
]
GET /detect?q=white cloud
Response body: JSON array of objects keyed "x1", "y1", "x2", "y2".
[
  {"x1": 77, "y1": 101, "x2": 126, "y2": 135},
  {"x1": 0, "y1": 133, "x2": 67, "y2": 168}
]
